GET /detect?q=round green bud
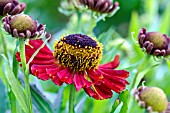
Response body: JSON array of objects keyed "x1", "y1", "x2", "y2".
[{"x1": 139, "y1": 87, "x2": 168, "y2": 112}]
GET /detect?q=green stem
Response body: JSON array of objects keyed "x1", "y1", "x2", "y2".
[
  {"x1": 128, "y1": 55, "x2": 150, "y2": 113},
  {"x1": 76, "y1": 11, "x2": 81, "y2": 32},
  {"x1": 69, "y1": 84, "x2": 76, "y2": 113},
  {"x1": 19, "y1": 39, "x2": 33, "y2": 113},
  {"x1": 0, "y1": 28, "x2": 9, "y2": 59}
]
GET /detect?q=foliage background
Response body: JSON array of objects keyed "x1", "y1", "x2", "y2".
[{"x1": 0, "y1": 0, "x2": 170, "y2": 113}]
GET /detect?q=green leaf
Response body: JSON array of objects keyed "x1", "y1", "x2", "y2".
[
  {"x1": 30, "y1": 84, "x2": 54, "y2": 113},
  {"x1": 110, "y1": 98, "x2": 121, "y2": 113},
  {"x1": 101, "y1": 42, "x2": 123, "y2": 64},
  {"x1": 144, "y1": 0, "x2": 158, "y2": 21},
  {"x1": 166, "y1": 58, "x2": 170, "y2": 69},
  {"x1": 0, "y1": 80, "x2": 7, "y2": 113},
  {"x1": 52, "y1": 88, "x2": 63, "y2": 113},
  {"x1": 12, "y1": 40, "x2": 19, "y2": 77},
  {"x1": 119, "y1": 90, "x2": 129, "y2": 113},
  {"x1": 40, "y1": 80, "x2": 60, "y2": 93},
  {"x1": 133, "y1": 63, "x2": 159, "y2": 89},
  {"x1": 0, "y1": 55, "x2": 29, "y2": 113},
  {"x1": 159, "y1": 1, "x2": 170, "y2": 34},
  {"x1": 128, "y1": 11, "x2": 144, "y2": 61},
  {"x1": 128, "y1": 11, "x2": 140, "y2": 38},
  {"x1": 93, "y1": 100, "x2": 108, "y2": 113},
  {"x1": 75, "y1": 96, "x2": 87, "y2": 113}
]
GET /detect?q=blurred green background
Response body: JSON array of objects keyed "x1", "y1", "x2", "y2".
[{"x1": 0, "y1": 0, "x2": 170, "y2": 113}]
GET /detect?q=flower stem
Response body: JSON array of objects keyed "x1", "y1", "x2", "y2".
[
  {"x1": 69, "y1": 84, "x2": 76, "y2": 113},
  {"x1": 19, "y1": 39, "x2": 33, "y2": 113},
  {"x1": 76, "y1": 11, "x2": 81, "y2": 32}
]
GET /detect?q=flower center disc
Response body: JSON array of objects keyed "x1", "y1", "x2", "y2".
[
  {"x1": 145, "y1": 32, "x2": 168, "y2": 49},
  {"x1": 53, "y1": 34, "x2": 103, "y2": 72},
  {"x1": 10, "y1": 14, "x2": 36, "y2": 33}
]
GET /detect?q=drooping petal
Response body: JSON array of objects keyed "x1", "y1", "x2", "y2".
[
  {"x1": 85, "y1": 55, "x2": 129, "y2": 100},
  {"x1": 98, "y1": 67, "x2": 129, "y2": 78},
  {"x1": 84, "y1": 84, "x2": 112, "y2": 100},
  {"x1": 31, "y1": 64, "x2": 57, "y2": 80},
  {"x1": 51, "y1": 74, "x2": 63, "y2": 86},
  {"x1": 73, "y1": 72, "x2": 92, "y2": 91},
  {"x1": 87, "y1": 69, "x2": 103, "y2": 83},
  {"x1": 16, "y1": 39, "x2": 57, "y2": 80},
  {"x1": 99, "y1": 55, "x2": 120, "y2": 69},
  {"x1": 58, "y1": 68, "x2": 74, "y2": 84}
]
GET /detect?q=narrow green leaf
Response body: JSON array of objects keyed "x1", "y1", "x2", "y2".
[
  {"x1": 101, "y1": 42, "x2": 123, "y2": 64},
  {"x1": 110, "y1": 98, "x2": 121, "y2": 113},
  {"x1": 128, "y1": 11, "x2": 140, "y2": 38},
  {"x1": 144, "y1": 0, "x2": 158, "y2": 21},
  {"x1": 0, "y1": 55, "x2": 29, "y2": 113},
  {"x1": 0, "y1": 59, "x2": 7, "y2": 86},
  {"x1": 159, "y1": 1, "x2": 170, "y2": 34},
  {"x1": 52, "y1": 88, "x2": 63, "y2": 113},
  {"x1": 119, "y1": 90, "x2": 129, "y2": 113},
  {"x1": 166, "y1": 58, "x2": 170, "y2": 69},
  {"x1": 41, "y1": 80, "x2": 59, "y2": 93},
  {"x1": 128, "y1": 11, "x2": 144, "y2": 61},
  {"x1": 30, "y1": 84, "x2": 54, "y2": 113},
  {"x1": 0, "y1": 80, "x2": 7, "y2": 113},
  {"x1": 8, "y1": 90, "x2": 17, "y2": 113},
  {"x1": 13, "y1": 40, "x2": 19, "y2": 77},
  {"x1": 75, "y1": 96, "x2": 87, "y2": 113},
  {"x1": 9, "y1": 40, "x2": 20, "y2": 113},
  {"x1": 134, "y1": 63, "x2": 159, "y2": 89}
]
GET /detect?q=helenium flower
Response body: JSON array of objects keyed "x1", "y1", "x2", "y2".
[{"x1": 16, "y1": 34, "x2": 129, "y2": 100}]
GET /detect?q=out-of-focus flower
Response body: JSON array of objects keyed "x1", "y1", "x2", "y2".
[
  {"x1": 138, "y1": 28, "x2": 170, "y2": 56},
  {"x1": 166, "y1": 103, "x2": 170, "y2": 113},
  {"x1": 79, "y1": 0, "x2": 119, "y2": 14},
  {"x1": 0, "y1": 0, "x2": 26, "y2": 16},
  {"x1": 2, "y1": 14, "x2": 45, "y2": 39},
  {"x1": 134, "y1": 86, "x2": 168, "y2": 113},
  {"x1": 16, "y1": 34, "x2": 129, "y2": 100}
]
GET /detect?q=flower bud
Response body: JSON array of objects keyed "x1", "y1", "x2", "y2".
[
  {"x1": 138, "y1": 28, "x2": 170, "y2": 56},
  {"x1": 134, "y1": 86, "x2": 168, "y2": 112},
  {"x1": 2, "y1": 14, "x2": 45, "y2": 39},
  {"x1": 79, "y1": 0, "x2": 119, "y2": 14},
  {"x1": 0, "y1": 0, "x2": 26, "y2": 16}
]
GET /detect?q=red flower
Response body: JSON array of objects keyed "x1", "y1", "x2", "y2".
[{"x1": 16, "y1": 34, "x2": 129, "y2": 100}]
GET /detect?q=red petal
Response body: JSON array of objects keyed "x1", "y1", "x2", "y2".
[
  {"x1": 28, "y1": 40, "x2": 52, "y2": 54},
  {"x1": 73, "y1": 72, "x2": 91, "y2": 91},
  {"x1": 46, "y1": 66, "x2": 63, "y2": 76},
  {"x1": 102, "y1": 78, "x2": 126, "y2": 93},
  {"x1": 84, "y1": 84, "x2": 112, "y2": 100},
  {"x1": 31, "y1": 64, "x2": 57, "y2": 80},
  {"x1": 84, "y1": 87, "x2": 100, "y2": 100},
  {"x1": 15, "y1": 39, "x2": 57, "y2": 81},
  {"x1": 99, "y1": 55, "x2": 120, "y2": 69},
  {"x1": 93, "y1": 84, "x2": 112, "y2": 99},
  {"x1": 51, "y1": 75, "x2": 63, "y2": 86},
  {"x1": 87, "y1": 69, "x2": 103, "y2": 83},
  {"x1": 58, "y1": 68, "x2": 73, "y2": 84},
  {"x1": 98, "y1": 67, "x2": 129, "y2": 78}
]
